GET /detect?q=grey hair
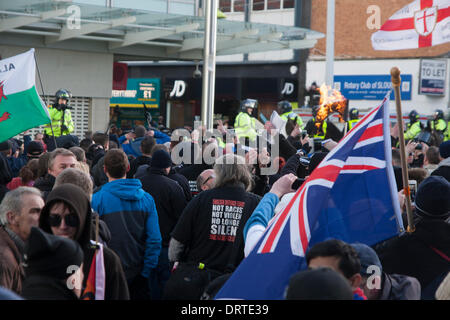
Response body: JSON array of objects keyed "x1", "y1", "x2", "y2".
[
  {"x1": 54, "y1": 168, "x2": 93, "y2": 197},
  {"x1": 48, "y1": 148, "x2": 76, "y2": 171},
  {"x1": 213, "y1": 154, "x2": 253, "y2": 191},
  {"x1": 0, "y1": 187, "x2": 42, "y2": 225}
]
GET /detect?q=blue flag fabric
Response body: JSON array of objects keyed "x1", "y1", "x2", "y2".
[{"x1": 215, "y1": 94, "x2": 404, "y2": 300}]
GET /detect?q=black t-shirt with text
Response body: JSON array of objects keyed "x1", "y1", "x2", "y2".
[{"x1": 171, "y1": 185, "x2": 260, "y2": 273}]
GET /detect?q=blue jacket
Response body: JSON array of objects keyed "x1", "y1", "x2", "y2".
[
  {"x1": 91, "y1": 179, "x2": 162, "y2": 280},
  {"x1": 119, "y1": 130, "x2": 171, "y2": 158}
]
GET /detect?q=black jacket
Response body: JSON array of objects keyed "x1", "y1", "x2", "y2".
[
  {"x1": 139, "y1": 167, "x2": 188, "y2": 247},
  {"x1": 39, "y1": 184, "x2": 130, "y2": 300},
  {"x1": 33, "y1": 173, "x2": 55, "y2": 201},
  {"x1": 21, "y1": 275, "x2": 79, "y2": 300},
  {"x1": 0, "y1": 153, "x2": 13, "y2": 203},
  {"x1": 376, "y1": 219, "x2": 450, "y2": 299},
  {"x1": 431, "y1": 158, "x2": 450, "y2": 182},
  {"x1": 169, "y1": 168, "x2": 192, "y2": 202},
  {"x1": 127, "y1": 155, "x2": 152, "y2": 179}
]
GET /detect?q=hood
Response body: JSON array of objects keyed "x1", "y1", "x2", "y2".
[
  {"x1": 39, "y1": 184, "x2": 91, "y2": 248},
  {"x1": 438, "y1": 157, "x2": 450, "y2": 168},
  {"x1": 101, "y1": 178, "x2": 146, "y2": 201}
]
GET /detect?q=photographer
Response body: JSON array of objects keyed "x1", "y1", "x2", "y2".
[{"x1": 43, "y1": 89, "x2": 75, "y2": 151}]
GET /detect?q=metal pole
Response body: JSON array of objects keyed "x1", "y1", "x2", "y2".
[
  {"x1": 391, "y1": 67, "x2": 415, "y2": 233},
  {"x1": 201, "y1": 0, "x2": 218, "y2": 130},
  {"x1": 325, "y1": 0, "x2": 335, "y2": 87}
]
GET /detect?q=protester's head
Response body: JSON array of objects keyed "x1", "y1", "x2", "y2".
[
  {"x1": 79, "y1": 138, "x2": 93, "y2": 153},
  {"x1": 69, "y1": 146, "x2": 86, "y2": 163},
  {"x1": 140, "y1": 136, "x2": 156, "y2": 156},
  {"x1": 285, "y1": 267, "x2": 353, "y2": 300},
  {"x1": 351, "y1": 243, "x2": 383, "y2": 300},
  {"x1": 197, "y1": 169, "x2": 216, "y2": 192},
  {"x1": 0, "y1": 187, "x2": 44, "y2": 241},
  {"x1": 26, "y1": 141, "x2": 44, "y2": 159},
  {"x1": 54, "y1": 168, "x2": 93, "y2": 198},
  {"x1": 151, "y1": 144, "x2": 169, "y2": 155},
  {"x1": 408, "y1": 168, "x2": 428, "y2": 186},
  {"x1": 306, "y1": 239, "x2": 362, "y2": 290},
  {"x1": 92, "y1": 132, "x2": 109, "y2": 150},
  {"x1": 439, "y1": 141, "x2": 450, "y2": 160},
  {"x1": 424, "y1": 146, "x2": 440, "y2": 165},
  {"x1": 414, "y1": 175, "x2": 450, "y2": 220},
  {"x1": 37, "y1": 152, "x2": 51, "y2": 178},
  {"x1": 151, "y1": 149, "x2": 172, "y2": 174},
  {"x1": 0, "y1": 140, "x2": 12, "y2": 157},
  {"x1": 134, "y1": 125, "x2": 146, "y2": 138},
  {"x1": 19, "y1": 158, "x2": 39, "y2": 185},
  {"x1": 24, "y1": 227, "x2": 84, "y2": 298},
  {"x1": 48, "y1": 148, "x2": 77, "y2": 178},
  {"x1": 391, "y1": 148, "x2": 401, "y2": 167},
  {"x1": 34, "y1": 132, "x2": 44, "y2": 144},
  {"x1": 103, "y1": 149, "x2": 129, "y2": 180},
  {"x1": 39, "y1": 184, "x2": 92, "y2": 246},
  {"x1": 214, "y1": 154, "x2": 253, "y2": 191}
]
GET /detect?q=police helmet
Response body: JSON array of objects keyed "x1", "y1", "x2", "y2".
[
  {"x1": 241, "y1": 99, "x2": 258, "y2": 112},
  {"x1": 312, "y1": 105, "x2": 320, "y2": 118},
  {"x1": 434, "y1": 109, "x2": 444, "y2": 120},
  {"x1": 55, "y1": 89, "x2": 72, "y2": 103},
  {"x1": 349, "y1": 108, "x2": 359, "y2": 120},
  {"x1": 408, "y1": 110, "x2": 420, "y2": 123},
  {"x1": 277, "y1": 100, "x2": 292, "y2": 114}
]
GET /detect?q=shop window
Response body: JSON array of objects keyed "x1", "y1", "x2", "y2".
[
  {"x1": 283, "y1": 0, "x2": 295, "y2": 9},
  {"x1": 219, "y1": 0, "x2": 232, "y2": 12},
  {"x1": 233, "y1": 0, "x2": 245, "y2": 12},
  {"x1": 267, "y1": 0, "x2": 280, "y2": 10},
  {"x1": 253, "y1": 0, "x2": 265, "y2": 11}
]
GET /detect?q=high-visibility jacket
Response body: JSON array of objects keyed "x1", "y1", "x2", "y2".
[
  {"x1": 44, "y1": 105, "x2": 74, "y2": 137},
  {"x1": 444, "y1": 124, "x2": 450, "y2": 142},
  {"x1": 347, "y1": 119, "x2": 360, "y2": 131},
  {"x1": 234, "y1": 112, "x2": 257, "y2": 142},
  {"x1": 404, "y1": 121, "x2": 422, "y2": 141},
  {"x1": 431, "y1": 119, "x2": 447, "y2": 132},
  {"x1": 280, "y1": 111, "x2": 304, "y2": 129},
  {"x1": 312, "y1": 117, "x2": 327, "y2": 139}
]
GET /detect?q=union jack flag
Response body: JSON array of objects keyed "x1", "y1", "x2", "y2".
[{"x1": 215, "y1": 94, "x2": 404, "y2": 300}]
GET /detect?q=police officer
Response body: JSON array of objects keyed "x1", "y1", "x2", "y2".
[
  {"x1": 430, "y1": 109, "x2": 447, "y2": 134},
  {"x1": 404, "y1": 110, "x2": 423, "y2": 141},
  {"x1": 347, "y1": 108, "x2": 360, "y2": 130},
  {"x1": 44, "y1": 89, "x2": 75, "y2": 151},
  {"x1": 278, "y1": 100, "x2": 304, "y2": 129},
  {"x1": 234, "y1": 98, "x2": 258, "y2": 144}
]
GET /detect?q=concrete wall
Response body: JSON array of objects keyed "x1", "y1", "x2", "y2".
[
  {"x1": 0, "y1": 45, "x2": 113, "y2": 132},
  {"x1": 306, "y1": 58, "x2": 450, "y2": 116}
]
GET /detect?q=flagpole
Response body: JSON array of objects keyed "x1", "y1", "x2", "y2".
[
  {"x1": 34, "y1": 51, "x2": 57, "y2": 148},
  {"x1": 391, "y1": 67, "x2": 415, "y2": 233}
]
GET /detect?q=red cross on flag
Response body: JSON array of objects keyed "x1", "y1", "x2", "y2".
[{"x1": 372, "y1": 0, "x2": 450, "y2": 50}]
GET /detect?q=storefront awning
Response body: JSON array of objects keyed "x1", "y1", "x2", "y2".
[{"x1": 0, "y1": 0, "x2": 324, "y2": 61}]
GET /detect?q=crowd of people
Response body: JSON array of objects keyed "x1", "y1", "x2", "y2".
[{"x1": 0, "y1": 93, "x2": 449, "y2": 301}]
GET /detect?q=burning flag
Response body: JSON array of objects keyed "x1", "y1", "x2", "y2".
[
  {"x1": 315, "y1": 84, "x2": 348, "y2": 130},
  {"x1": 0, "y1": 49, "x2": 50, "y2": 142}
]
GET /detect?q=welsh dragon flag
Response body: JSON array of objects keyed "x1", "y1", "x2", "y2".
[{"x1": 0, "y1": 48, "x2": 50, "y2": 142}]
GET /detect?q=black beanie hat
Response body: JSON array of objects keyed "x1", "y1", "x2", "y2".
[
  {"x1": 25, "y1": 227, "x2": 84, "y2": 280},
  {"x1": 285, "y1": 268, "x2": 353, "y2": 300},
  {"x1": 415, "y1": 175, "x2": 450, "y2": 219},
  {"x1": 151, "y1": 149, "x2": 172, "y2": 169}
]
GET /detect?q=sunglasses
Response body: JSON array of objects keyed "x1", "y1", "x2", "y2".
[
  {"x1": 48, "y1": 213, "x2": 79, "y2": 227},
  {"x1": 203, "y1": 175, "x2": 215, "y2": 185}
]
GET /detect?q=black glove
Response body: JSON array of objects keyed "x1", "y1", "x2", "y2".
[{"x1": 61, "y1": 125, "x2": 68, "y2": 133}]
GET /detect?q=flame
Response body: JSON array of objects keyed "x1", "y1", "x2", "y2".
[{"x1": 315, "y1": 84, "x2": 347, "y2": 129}]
